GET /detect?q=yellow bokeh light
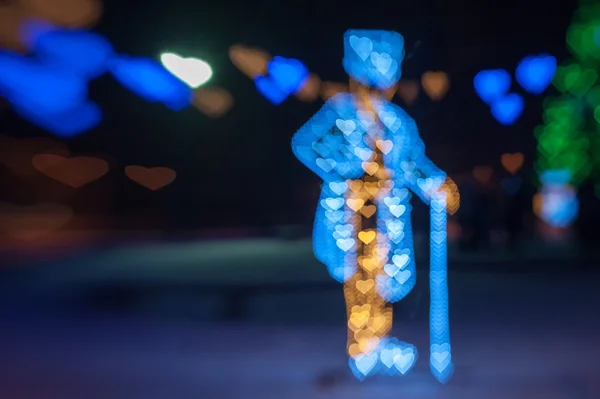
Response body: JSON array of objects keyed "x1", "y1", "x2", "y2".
[
  {"x1": 438, "y1": 177, "x2": 460, "y2": 215},
  {"x1": 229, "y1": 44, "x2": 271, "y2": 78},
  {"x1": 421, "y1": 71, "x2": 450, "y2": 101},
  {"x1": 295, "y1": 74, "x2": 321, "y2": 102}
]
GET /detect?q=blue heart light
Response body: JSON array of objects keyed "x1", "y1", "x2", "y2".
[
  {"x1": 31, "y1": 28, "x2": 115, "y2": 79},
  {"x1": 490, "y1": 93, "x2": 524, "y2": 125},
  {"x1": 501, "y1": 176, "x2": 523, "y2": 195},
  {"x1": 254, "y1": 75, "x2": 287, "y2": 105},
  {"x1": 13, "y1": 100, "x2": 102, "y2": 137},
  {"x1": 515, "y1": 54, "x2": 556, "y2": 95},
  {"x1": 538, "y1": 183, "x2": 579, "y2": 228},
  {"x1": 473, "y1": 69, "x2": 511, "y2": 104},
  {"x1": 108, "y1": 56, "x2": 191, "y2": 108},
  {"x1": 539, "y1": 169, "x2": 571, "y2": 185},
  {"x1": 0, "y1": 51, "x2": 87, "y2": 114},
  {"x1": 267, "y1": 56, "x2": 309, "y2": 95}
]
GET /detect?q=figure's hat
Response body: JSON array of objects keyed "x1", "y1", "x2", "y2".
[{"x1": 343, "y1": 30, "x2": 404, "y2": 90}]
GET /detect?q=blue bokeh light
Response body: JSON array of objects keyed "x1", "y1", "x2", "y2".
[
  {"x1": 30, "y1": 28, "x2": 115, "y2": 79},
  {"x1": 540, "y1": 189, "x2": 579, "y2": 228},
  {"x1": 0, "y1": 50, "x2": 88, "y2": 114},
  {"x1": 515, "y1": 54, "x2": 556, "y2": 95},
  {"x1": 268, "y1": 56, "x2": 309, "y2": 94},
  {"x1": 490, "y1": 93, "x2": 524, "y2": 125},
  {"x1": 538, "y1": 170, "x2": 578, "y2": 228},
  {"x1": 108, "y1": 56, "x2": 192, "y2": 108},
  {"x1": 474, "y1": 54, "x2": 554, "y2": 125},
  {"x1": 254, "y1": 56, "x2": 309, "y2": 104},
  {"x1": 474, "y1": 69, "x2": 511, "y2": 104},
  {"x1": 13, "y1": 100, "x2": 102, "y2": 137},
  {"x1": 343, "y1": 30, "x2": 404, "y2": 90},
  {"x1": 1, "y1": 23, "x2": 197, "y2": 136},
  {"x1": 254, "y1": 75, "x2": 288, "y2": 105},
  {"x1": 540, "y1": 169, "x2": 572, "y2": 186}
]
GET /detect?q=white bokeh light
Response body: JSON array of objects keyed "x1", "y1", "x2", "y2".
[{"x1": 160, "y1": 52, "x2": 212, "y2": 88}]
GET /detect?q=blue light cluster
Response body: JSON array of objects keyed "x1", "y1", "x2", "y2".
[
  {"x1": 31, "y1": 24, "x2": 114, "y2": 79},
  {"x1": 108, "y1": 56, "x2": 191, "y2": 111},
  {"x1": 474, "y1": 54, "x2": 556, "y2": 125},
  {"x1": 292, "y1": 29, "x2": 451, "y2": 383},
  {"x1": 348, "y1": 337, "x2": 418, "y2": 378},
  {"x1": 343, "y1": 30, "x2": 404, "y2": 90},
  {"x1": 254, "y1": 56, "x2": 309, "y2": 104},
  {"x1": 474, "y1": 69, "x2": 523, "y2": 125},
  {"x1": 0, "y1": 19, "x2": 191, "y2": 136},
  {"x1": 538, "y1": 169, "x2": 579, "y2": 227}
]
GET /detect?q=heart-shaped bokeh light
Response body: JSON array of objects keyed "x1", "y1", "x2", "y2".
[
  {"x1": 267, "y1": 56, "x2": 309, "y2": 95},
  {"x1": 193, "y1": 87, "x2": 233, "y2": 117},
  {"x1": 490, "y1": 93, "x2": 524, "y2": 125},
  {"x1": 515, "y1": 54, "x2": 556, "y2": 95},
  {"x1": 14, "y1": 99, "x2": 102, "y2": 137},
  {"x1": 229, "y1": 44, "x2": 270, "y2": 78},
  {"x1": 474, "y1": 69, "x2": 511, "y2": 104},
  {"x1": 397, "y1": 79, "x2": 419, "y2": 104},
  {"x1": 501, "y1": 176, "x2": 523, "y2": 195},
  {"x1": 125, "y1": 165, "x2": 176, "y2": 191},
  {"x1": 0, "y1": 51, "x2": 88, "y2": 114},
  {"x1": 254, "y1": 75, "x2": 287, "y2": 105},
  {"x1": 0, "y1": 134, "x2": 68, "y2": 175},
  {"x1": 26, "y1": 23, "x2": 114, "y2": 79},
  {"x1": 421, "y1": 71, "x2": 449, "y2": 101},
  {"x1": 32, "y1": 154, "x2": 110, "y2": 188},
  {"x1": 253, "y1": 55, "x2": 309, "y2": 104},
  {"x1": 160, "y1": 52, "x2": 212, "y2": 89},
  {"x1": 501, "y1": 152, "x2": 524, "y2": 175},
  {"x1": 472, "y1": 165, "x2": 493, "y2": 184},
  {"x1": 109, "y1": 56, "x2": 191, "y2": 110}
]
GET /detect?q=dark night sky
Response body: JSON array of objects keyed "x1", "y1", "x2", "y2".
[{"x1": 1, "y1": 0, "x2": 581, "y2": 228}]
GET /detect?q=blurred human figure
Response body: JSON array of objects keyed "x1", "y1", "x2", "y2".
[{"x1": 291, "y1": 29, "x2": 452, "y2": 383}]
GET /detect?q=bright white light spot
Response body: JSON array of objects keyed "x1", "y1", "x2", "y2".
[{"x1": 160, "y1": 52, "x2": 212, "y2": 88}]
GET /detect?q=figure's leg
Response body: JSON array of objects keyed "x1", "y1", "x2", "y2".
[
  {"x1": 345, "y1": 228, "x2": 418, "y2": 378},
  {"x1": 345, "y1": 241, "x2": 394, "y2": 379},
  {"x1": 376, "y1": 188, "x2": 416, "y2": 302},
  {"x1": 341, "y1": 183, "x2": 389, "y2": 379},
  {"x1": 344, "y1": 186, "x2": 416, "y2": 377},
  {"x1": 314, "y1": 183, "x2": 357, "y2": 283},
  {"x1": 344, "y1": 183, "x2": 417, "y2": 378}
]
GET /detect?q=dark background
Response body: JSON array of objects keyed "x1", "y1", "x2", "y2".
[
  {"x1": 1, "y1": 0, "x2": 581, "y2": 229},
  {"x1": 2, "y1": 4, "x2": 600, "y2": 397}
]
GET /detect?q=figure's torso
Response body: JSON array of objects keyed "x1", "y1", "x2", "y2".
[{"x1": 322, "y1": 93, "x2": 414, "y2": 185}]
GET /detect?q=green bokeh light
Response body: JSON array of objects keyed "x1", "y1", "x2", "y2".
[{"x1": 536, "y1": 0, "x2": 600, "y2": 188}]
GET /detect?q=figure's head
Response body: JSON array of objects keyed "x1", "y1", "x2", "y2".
[{"x1": 343, "y1": 29, "x2": 404, "y2": 90}]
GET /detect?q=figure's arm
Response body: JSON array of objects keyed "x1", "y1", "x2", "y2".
[
  {"x1": 291, "y1": 95, "x2": 346, "y2": 182},
  {"x1": 404, "y1": 115, "x2": 446, "y2": 204}
]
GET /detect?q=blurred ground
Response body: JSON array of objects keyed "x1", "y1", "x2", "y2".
[{"x1": 0, "y1": 234, "x2": 599, "y2": 398}]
